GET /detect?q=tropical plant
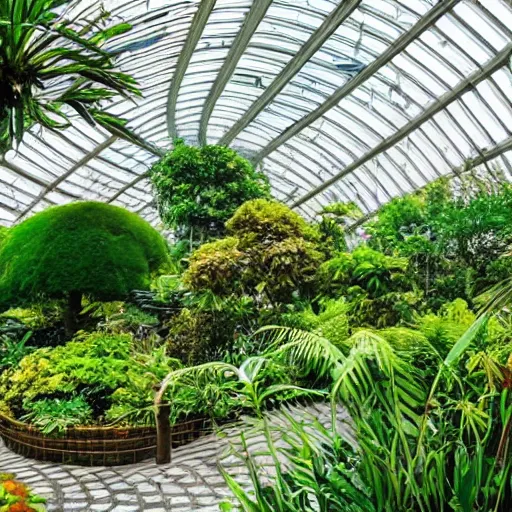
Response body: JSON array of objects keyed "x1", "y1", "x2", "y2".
[
  {"x1": 156, "y1": 355, "x2": 320, "y2": 420},
  {"x1": 0, "y1": 0, "x2": 141, "y2": 153},
  {"x1": 0, "y1": 331, "x2": 33, "y2": 373},
  {"x1": 223, "y1": 314, "x2": 512, "y2": 511},
  {"x1": 366, "y1": 177, "x2": 512, "y2": 308},
  {"x1": 318, "y1": 246, "x2": 409, "y2": 299},
  {"x1": 219, "y1": 410, "x2": 374, "y2": 512},
  {"x1": 151, "y1": 141, "x2": 270, "y2": 247},
  {"x1": 0, "y1": 202, "x2": 170, "y2": 333}
]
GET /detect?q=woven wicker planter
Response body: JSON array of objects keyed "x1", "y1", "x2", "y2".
[{"x1": 0, "y1": 413, "x2": 210, "y2": 466}]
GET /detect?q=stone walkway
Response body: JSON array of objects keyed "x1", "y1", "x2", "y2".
[{"x1": 0, "y1": 403, "x2": 350, "y2": 512}]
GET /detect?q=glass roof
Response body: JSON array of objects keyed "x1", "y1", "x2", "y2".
[{"x1": 1, "y1": 0, "x2": 511, "y2": 227}]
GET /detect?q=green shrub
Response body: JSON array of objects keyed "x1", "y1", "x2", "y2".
[
  {"x1": 0, "y1": 202, "x2": 170, "y2": 333},
  {"x1": 318, "y1": 246, "x2": 409, "y2": 299},
  {"x1": 280, "y1": 299, "x2": 350, "y2": 348},
  {"x1": 151, "y1": 141, "x2": 270, "y2": 244},
  {"x1": 0, "y1": 331, "x2": 135, "y2": 416},
  {"x1": 415, "y1": 299, "x2": 476, "y2": 357},
  {"x1": 185, "y1": 200, "x2": 324, "y2": 305},
  {"x1": 21, "y1": 396, "x2": 93, "y2": 436},
  {"x1": 226, "y1": 198, "x2": 312, "y2": 242},
  {"x1": 184, "y1": 237, "x2": 243, "y2": 295}
]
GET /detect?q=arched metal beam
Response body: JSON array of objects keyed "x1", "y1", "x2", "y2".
[
  {"x1": 347, "y1": 135, "x2": 512, "y2": 233},
  {"x1": 291, "y1": 43, "x2": 512, "y2": 209},
  {"x1": 166, "y1": 0, "x2": 217, "y2": 139},
  {"x1": 217, "y1": 0, "x2": 361, "y2": 146},
  {"x1": 16, "y1": 136, "x2": 118, "y2": 222},
  {"x1": 198, "y1": 0, "x2": 274, "y2": 146},
  {"x1": 253, "y1": 0, "x2": 462, "y2": 164}
]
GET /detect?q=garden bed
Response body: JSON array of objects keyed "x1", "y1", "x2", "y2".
[{"x1": 0, "y1": 413, "x2": 210, "y2": 466}]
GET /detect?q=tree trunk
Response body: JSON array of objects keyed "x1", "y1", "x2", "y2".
[
  {"x1": 64, "y1": 290, "x2": 82, "y2": 336},
  {"x1": 156, "y1": 402, "x2": 171, "y2": 464}
]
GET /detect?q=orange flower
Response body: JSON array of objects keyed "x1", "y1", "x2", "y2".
[
  {"x1": 8, "y1": 502, "x2": 36, "y2": 512},
  {"x1": 3, "y1": 480, "x2": 29, "y2": 498}
]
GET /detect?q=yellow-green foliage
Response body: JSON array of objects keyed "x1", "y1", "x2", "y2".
[
  {"x1": 226, "y1": 198, "x2": 313, "y2": 242},
  {"x1": 184, "y1": 237, "x2": 242, "y2": 295},
  {"x1": 184, "y1": 199, "x2": 324, "y2": 304},
  {"x1": 0, "y1": 331, "x2": 134, "y2": 414},
  {"x1": 0, "y1": 202, "x2": 170, "y2": 309},
  {"x1": 0, "y1": 302, "x2": 62, "y2": 329}
]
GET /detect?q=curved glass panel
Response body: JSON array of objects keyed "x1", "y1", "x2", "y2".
[{"x1": 0, "y1": 0, "x2": 511, "y2": 226}]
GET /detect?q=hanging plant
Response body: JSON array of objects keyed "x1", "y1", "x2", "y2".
[{"x1": 0, "y1": 0, "x2": 141, "y2": 153}]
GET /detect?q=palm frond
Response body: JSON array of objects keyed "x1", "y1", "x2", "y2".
[{"x1": 257, "y1": 325, "x2": 344, "y2": 378}]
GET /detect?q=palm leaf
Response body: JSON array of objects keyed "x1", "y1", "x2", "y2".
[{"x1": 257, "y1": 325, "x2": 344, "y2": 377}]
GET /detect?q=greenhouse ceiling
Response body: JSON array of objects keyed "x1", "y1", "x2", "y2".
[{"x1": 0, "y1": 0, "x2": 511, "y2": 227}]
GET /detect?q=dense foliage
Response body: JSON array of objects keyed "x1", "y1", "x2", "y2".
[
  {"x1": 184, "y1": 199, "x2": 323, "y2": 305},
  {"x1": 151, "y1": 141, "x2": 270, "y2": 246},
  {"x1": 0, "y1": 0, "x2": 140, "y2": 152},
  {"x1": 367, "y1": 178, "x2": 512, "y2": 309},
  {"x1": 222, "y1": 315, "x2": 512, "y2": 511},
  {"x1": 0, "y1": 202, "x2": 170, "y2": 332},
  {"x1": 3, "y1": 174, "x2": 512, "y2": 512}
]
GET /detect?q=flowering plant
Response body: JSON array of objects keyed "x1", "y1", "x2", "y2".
[{"x1": 0, "y1": 474, "x2": 46, "y2": 512}]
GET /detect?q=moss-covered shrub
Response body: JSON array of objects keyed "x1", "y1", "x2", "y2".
[
  {"x1": 0, "y1": 202, "x2": 170, "y2": 332},
  {"x1": 184, "y1": 237, "x2": 243, "y2": 295},
  {"x1": 226, "y1": 198, "x2": 312, "y2": 242},
  {"x1": 184, "y1": 199, "x2": 324, "y2": 305}
]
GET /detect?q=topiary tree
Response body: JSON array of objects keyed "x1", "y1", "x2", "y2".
[
  {"x1": 0, "y1": 202, "x2": 170, "y2": 334},
  {"x1": 150, "y1": 140, "x2": 270, "y2": 248}
]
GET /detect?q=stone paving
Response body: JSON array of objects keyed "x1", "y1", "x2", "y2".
[{"x1": 0, "y1": 403, "x2": 350, "y2": 511}]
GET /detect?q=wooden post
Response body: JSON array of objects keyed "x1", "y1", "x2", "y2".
[{"x1": 156, "y1": 402, "x2": 171, "y2": 464}]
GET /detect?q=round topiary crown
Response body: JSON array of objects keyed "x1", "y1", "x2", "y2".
[{"x1": 0, "y1": 201, "x2": 170, "y2": 309}]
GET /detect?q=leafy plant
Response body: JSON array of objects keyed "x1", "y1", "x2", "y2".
[
  {"x1": 0, "y1": 202, "x2": 170, "y2": 334},
  {"x1": 0, "y1": 0, "x2": 141, "y2": 152},
  {"x1": 225, "y1": 313, "x2": 512, "y2": 511},
  {"x1": 0, "y1": 473, "x2": 46, "y2": 511},
  {"x1": 184, "y1": 199, "x2": 324, "y2": 305},
  {"x1": 151, "y1": 141, "x2": 270, "y2": 246},
  {"x1": 0, "y1": 331, "x2": 33, "y2": 373},
  {"x1": 21, "y1": 395, "x2": 93, "y2": 435},
  {"x1": 0, "y1": 331, "x2": 135, "y2": 418},
  {"x1": 366, "y1": 177, "x2": 512, "y2": 308},
  {"x1": 156, "y1": 356, "x2": 320, "y2": 420},
  {"x1": 219, "y1": 410, "x2": 374, "y2": 512}
]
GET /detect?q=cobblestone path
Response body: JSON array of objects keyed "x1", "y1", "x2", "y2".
[{"x1": 0, "y1": 403, "x2": 349, "y2": 512}]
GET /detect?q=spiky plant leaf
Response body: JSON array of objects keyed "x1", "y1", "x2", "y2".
[{"x1": 0, "y1": 0, "x2": 141, "y2": 151}]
